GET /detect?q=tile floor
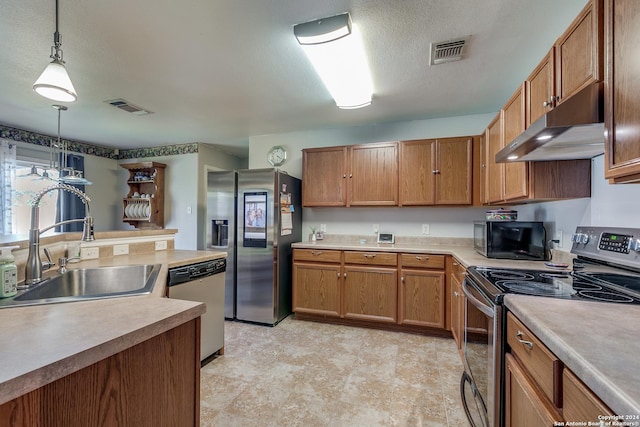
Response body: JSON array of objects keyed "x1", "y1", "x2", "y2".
[{"x1": 200, "y1": 316, "x2": 471, "y2": 427}]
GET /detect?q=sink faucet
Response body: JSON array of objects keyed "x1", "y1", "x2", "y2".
[{"x1": 23, "y1": 183, "x2": 95, "y2": 287}]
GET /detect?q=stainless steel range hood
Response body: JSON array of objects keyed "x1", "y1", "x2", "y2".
[{"x1": 496, "y1": 82, "x2": 604, "y2": 163}]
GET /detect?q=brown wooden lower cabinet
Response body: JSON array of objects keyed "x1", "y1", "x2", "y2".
[
  {"x1": 292, "y1": 249, "x2": 450, "y2": 334},
  {"x1": 292, "y1": 261, "x2": 341, "y2": 317},
  {"x1": 504, "y1": 353, "x2": 563, "y2": 427},
  {"x1": 563, "y1": 368, "x2": 614, "y2": 423},
  {"x1": 0, "y1": 319, "x2": 200, "y2": 427},
  {"x1": 343, "y1": 265, "x2": 398, "y2": 323},
  {"x1": 506, "y1": 311, "x2": 615, "y2": 426}
]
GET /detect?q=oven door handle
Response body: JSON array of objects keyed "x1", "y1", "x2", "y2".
[{"x1": 462, "y1": 279, "x2": 495, "y2": 318}]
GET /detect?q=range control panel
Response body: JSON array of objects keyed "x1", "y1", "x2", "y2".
[
  {"x1": 599, "y1": 232, "x2": 631, "y2": 254},
  {"x1": 572, "y1": 226, "x2": 640, "y2": 269}
]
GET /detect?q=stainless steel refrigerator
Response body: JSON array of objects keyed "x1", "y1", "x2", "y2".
[{"x1": 206, "y1": 168, "x2": 302, "y2": 325}]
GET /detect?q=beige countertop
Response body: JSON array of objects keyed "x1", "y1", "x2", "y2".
[
  {"x1": 505, "y1": 295, "x2": 640, "y2": 416},
  {"x1": 292, "y1": 240, "x2": 572, "y2": 270},
  {"x1": 0, "y1": 249, "x2": 226, "y2": 405}
]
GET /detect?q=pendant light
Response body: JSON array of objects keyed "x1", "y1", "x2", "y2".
[
  {"x1": 33, "y1": 0, "x2": 78, "y2": 103},
  {"x1": 51, "y1": 105, "x2": 91, "y2": 185}
]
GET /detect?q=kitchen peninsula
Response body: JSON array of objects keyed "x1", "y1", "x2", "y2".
[{"x1": 0, "y1": 230, "x2": 226, "y2": 426}]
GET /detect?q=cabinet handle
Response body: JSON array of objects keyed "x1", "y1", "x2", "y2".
[
  {"x1": 415, "y1": 256, "x2": 429, "y2": 261},
  {"x1": 453, "y1": 291, "x2": 460, "y2": 297},
  {"x1": 311, "y1": 251, "x2": 323, "y2": 256},
  {"x1": 349, "y1": 173, "x2": 353, "y2": 178},
  {"x1": 364, "y1": 254, "x2": 376, "y2": 259},
  {"x1": 515, "y1": 331, "x2": 534, "y2": 349},
  {"x1": 343, "y1": 273, "x2": 347, "y2": 278},
  {"x1": 337, "y1": 272, "x2": 340, "y2": 278},
  {"x1": 453, "y1": 262, "x2": 458, "y2": 266},
  {"x1": 432, "y1": 170, "x2": 440, "y2": 174},
  {"x1": 543, "y1": 95, "x2": 556, "y2": 107},
  {"x1": 343, "y1": 174, "x2": 346, "y2": 178},
  {"x1": 401, "y1": 276, "x2": 404, "y2": 282}
]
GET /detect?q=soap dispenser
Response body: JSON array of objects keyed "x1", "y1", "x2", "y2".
[{"x1": 0, "y1": 246, "x2": 19, "y2": 298}]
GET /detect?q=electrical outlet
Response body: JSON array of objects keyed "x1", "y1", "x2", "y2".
[
  {"x1": 155, "y1": 240, "x2": 168, "y2": 251},
  {"x1": 373, "y1": 224, "x2": 379, "y2": 234},
  {"x1": 555, "y1": 230, "x2": 563, "y2": 248},
  {"x1": 81, "y1": 247, "x2": 99, "y2": 260},
  {"x1": 422, "y1": 224, "x2": 430, "y2": 235},
  {"x1": 320, "y1": 224, "x2": 327, "y2": 233},
  {"x1": 113, "y1": 244, "x2": 129, "y2": 256}
]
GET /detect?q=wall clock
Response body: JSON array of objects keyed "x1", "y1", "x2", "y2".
[{"x1": 267, "y1": 145, "x2": 287, "y2": 166}]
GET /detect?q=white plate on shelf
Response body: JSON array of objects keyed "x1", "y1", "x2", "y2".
[
  {"x1": 136, "y1": 203, "x2": 143, "y2": 218},
  {"x1": 145, "y1": 205, "x2": 151, "y2": 217},
  {"x1": 125, "y1": 204, "x2": 132, "y2": 218}
]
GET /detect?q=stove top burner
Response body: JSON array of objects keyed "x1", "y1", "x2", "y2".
[
  {"x1": 467, "y1": 263, "x2": 640, "y2": 305},
  {"x1": 578, "y1": 290, "x2": 635, "y2": 303},
  {"x1": 498, "y1": 280, "x2": 577, "y2": 297}
]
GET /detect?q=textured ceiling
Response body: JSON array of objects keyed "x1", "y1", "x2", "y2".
[{"x1": 0, "y1": 0, "x2": 588, "y2": 157}]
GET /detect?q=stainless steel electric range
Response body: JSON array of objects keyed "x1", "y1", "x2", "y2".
[{"x1": 460, "y1": 226, "x2": 640, "y2": 427}]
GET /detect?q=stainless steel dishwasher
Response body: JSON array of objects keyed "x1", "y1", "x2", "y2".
[{"x1": 166, "y1": 258, "x2": 226, "y2": 364}]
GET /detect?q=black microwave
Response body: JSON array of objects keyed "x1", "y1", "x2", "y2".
[{"x1": 474, "y1": 221, "x2": 548, "y2": 260}]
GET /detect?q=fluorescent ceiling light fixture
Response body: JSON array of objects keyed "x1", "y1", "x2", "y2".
[
  {"x1": 294, "y1": 13, "x2": 373, "y2": 109},
  {"x1": 33, "y1": 0, "x2": 78, "y2": 102},
  {"x1": 507, "y1": 155, "x2": 519, "y2": 160}
]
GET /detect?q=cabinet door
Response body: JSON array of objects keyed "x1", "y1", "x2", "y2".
[
  {"x1": 604, "y1": 0, "x2": 640, "y2": 182},
  {"x1": 399, "y1": 139, "x2": 436, "y2": 205},
  {"x1": 435, "y1": 136, "x2": 473, "y2": 205},
  {"x1": 527, "y1": 48, "x2": 556, "y2": 127},
  {"x1": 504, "y1": 353, "x2": 563, "y2": 427},
  {"x1": 343, "y1": 266, "x2": 397, "y2": 323},
  {"x1": 399, "y1": 269, "x2": 445, "y2": 329},
  {"x1": 501, "y1": 85, "x2": 529, "y2": 201},
  {"x1": 449, "y1": 272, "x2": 463, "y2": 349},
  {"x1": 486, "y1": 114, "x2": 504, "y2": 204},
  {"x1": 292, "y1": 262, "x2": 341, "y2": 317},
  {"x1": 563, "y1": 368, "x2": 614, "y2": 422},
  {"x1": 349, "y1": 142, "x2": 398, "y2": 206},
  {"x1": 555, "y1": 0, "x2": 603, "y2": 104},
  {"x1": 478, "y1": 132, "x2": 488, "y2": 205},
  {"x1": 302, "y1": 146, "x2": 348, "y2": 207}
]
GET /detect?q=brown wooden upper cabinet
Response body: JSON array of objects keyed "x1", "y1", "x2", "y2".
[
  {"x1": 502, "y1": 84, "x2": 529, "y2": 201},
  {"x1": 526, "y1": 0, "x2": 603, "y2": 127},
  {"x1": 302, "y1": 142, "x2": 398, "y2": 207},
  {"x1": 526, "y1": 48, "x2": 556, "y2": 127},
  {"x1": 399, "y1": 137, "x2": 473, "y2": 206},
  {"x1": 555, "y1": 0, "x2": 603, "y2": 106},
  {"x1": 604, "y1": 0, "x2": 640, "y2": 183},
  {"x1": 486, "y1": 114, "x2": 504, "y2": 204}
]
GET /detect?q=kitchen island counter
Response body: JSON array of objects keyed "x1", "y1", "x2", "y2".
[
  {"x1": 0, "y1": 249, "x2": 225, "y2": 405},
  {"x1": 505, "y1": 294, "x2": 640, "y2": 417}
]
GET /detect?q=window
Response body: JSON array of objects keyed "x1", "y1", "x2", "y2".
[{"x1": 11, "y1": 161, "x2": 59, "y2": 235}]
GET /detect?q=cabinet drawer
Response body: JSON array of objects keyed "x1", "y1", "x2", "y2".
[
  {"x1": 293, "y1": 249, "x2": 342, "y2": 263},
  {"x1": 451, "y1": 258, "x2": 466, "y2": 282},
  {"x1": 507, "y1": 312, "x2": 563, "y2": 407},
  {"x1": 343, "y1": 251, "x2": 397, "y2": 266},
  {"x1": 400, "y1": 253, "x2": 445, "y2": 269}
]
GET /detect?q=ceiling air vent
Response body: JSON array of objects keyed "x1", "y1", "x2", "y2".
[
  {"x1": 104, "y1": 98, "x2": 154, "y2": 116},
  {"x1": 430, "y1": 36, "x2": 470, "y2": 65}
]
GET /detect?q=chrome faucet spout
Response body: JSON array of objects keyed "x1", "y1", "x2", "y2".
[{"x1": 23, "y1": 183, "x2": 94, "y2": 287}]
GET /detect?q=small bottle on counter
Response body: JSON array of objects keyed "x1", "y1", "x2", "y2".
[{"x1": 0, "y1": 246, "x2": 19, "y2": 298}]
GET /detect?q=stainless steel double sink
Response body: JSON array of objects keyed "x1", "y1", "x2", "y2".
[{"x1": 0, "y1": 264, "x2": 161, "y2": 309}]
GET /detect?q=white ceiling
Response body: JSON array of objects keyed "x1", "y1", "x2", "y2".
[{"x1": 0, "y1": 0, "x2": 588, "y2": 158}]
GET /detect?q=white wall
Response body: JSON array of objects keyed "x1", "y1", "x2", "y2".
[
  {"x1": 249, "y1": 113, "x2": 495, "y2": 239},
  {"x1": 516, "y1": 155, "x2": 640, "y2": 250}
]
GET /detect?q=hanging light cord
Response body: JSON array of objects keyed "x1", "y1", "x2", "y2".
[{"x1": 51, "y1": 0, "x2": 64, "y2": 63}]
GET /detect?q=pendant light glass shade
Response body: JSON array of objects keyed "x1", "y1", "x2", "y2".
[
  {"x1": 33, "y1": 0, "x2": 77, "y2": 103},
  {"x1": 33, "y1": 59, "x2": 77, "y2": 102}
]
